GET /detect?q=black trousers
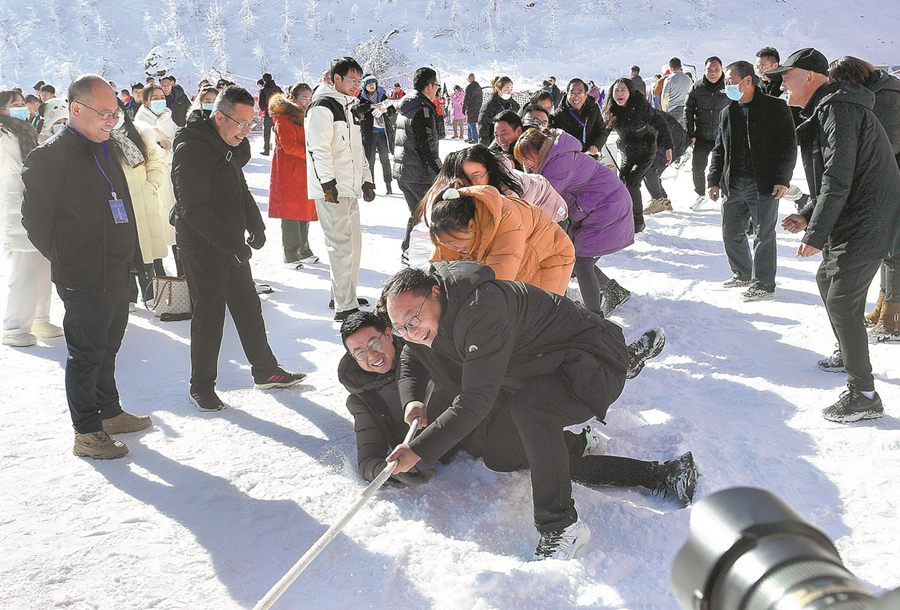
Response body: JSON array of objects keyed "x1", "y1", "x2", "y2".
[
  {"x1": 281, "y1": 219, "x2": 314, "y2": 262},
  {"x1": 692, "y1": 138, "x2": 715, "y2": 196},
  {"x1": 57, "y1": 265, "x2": 130, "y2": 434},
  {"x1": 620, "y1": 150, "x2": 655, "y2": 225},
  {"x1": 816, "y1": 259, "x2": 883, "y2": 392},
  {"x1": 643, "y1": 151, "x2": 668, "y2": 201},
  {"x1": 182, "y1": 251, "x2": 278, "y2": 393},
  {"x1": 483, "y1": 369, "x2": 628, "y2": 534},
  {"x1": 880, "y1": 252, "x2": 900, "y2": 303},
  {"x1": 263, "y1": 114, "x2": 274, "y2": 152},
  {"x1": 398, "y1": 181, "x2": 430, "y2": 253},
  {"x1": 365, "y1": 131, "x2": 392, "y2": 188}
]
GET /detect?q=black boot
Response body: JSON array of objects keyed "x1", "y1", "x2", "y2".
[{"x1": 651, "y1": 452, "x2": 698, "y2": 504}]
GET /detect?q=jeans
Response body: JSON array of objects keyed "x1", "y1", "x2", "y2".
[
  {"x1": 817, "y1": 260, "x2": 882, "y2": 392},
  {"x1": 281, "y1": 219, "x2": 314, "y2": 262},
  {"x1": 692, "y1": 138, "x2": 715, "y2": 196},
  {"x1": 721, "y1": 177, "x2": 778, "y2": 291},
  {"x1": 56, "y1": 265, "x2": 130, "y2": 433},
  {"x1": 365, "y1": 131, "x2": 392, "y2": 189},
  {"x1": 466, "y1": 122, "x2": 478, "y2": 142},
  {"x1": 399, "y1": 182, "x2": 430, "y2": 253}
]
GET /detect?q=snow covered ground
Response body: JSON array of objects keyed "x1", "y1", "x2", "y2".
[{"x1": 1, "y1": 135, "x2": 899, "y2": 610}]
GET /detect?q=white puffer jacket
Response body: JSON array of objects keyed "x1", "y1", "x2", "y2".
[
  {"x1": 305, "y1": 83, "x2": 371, "y2": 199},
  {"x1": 1, "y1": 128, "x2": 34, "y2": 253},
  {"x1": 134, "y1": 104, "x2": 178, "y2": 153}
]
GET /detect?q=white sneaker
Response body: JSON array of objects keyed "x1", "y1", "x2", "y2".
[
  {"x1": 31, "y1": 321, "x2": 64, "y2": 339},
  {"x1": 284, "y1": 261, "x2": 304, "y2": 270},
  {"x1": 298, "y1": 255, "x2": 320, "y2": 264},
  {"x1": 535, "y1": 520, "x2": 592, "y2": 560},
  {"x1": 690, "y1": 195, "x2": 706, "y2": 211},
  {"x1": 2, "y1": 333, "x2": 37, "y2": 347}
]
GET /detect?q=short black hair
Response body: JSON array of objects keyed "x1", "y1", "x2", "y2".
[
  {"x1": 330, "y1": 56, "x2": 363, "y2": 79},
  {"x1": 705, "y1": 56, "x2": 723, "y2": 66},
  {"x1": 161, "y1": 75, "x2": 176, "y2": 83},
  {"x1": 262, "y1": 72, "x2": 273, "y2": 81},
  {"x1": 413, "y1": 67, "x2": 437, "y2": 92},
  {"x1": 131, "y1": 82, "x2": 144, "y2": 91},
  {"x1": 725, "y1": 60, "x2": 755, "y2": 81},
  {"x1": 669, "y1": 57, "x2": 682, "y2": 69},
  {"x1": 631, "y1": 65, "x2": 640, "y2": 73},
  {"x1": 566, "y1": 78, "x2": 588, "y2": 92},
  {"x1": 24, "y1": 94, "x2": 40, "y2": 104},
  {"x1": 534, "y1": 90, "x2": 552, "y2": 103},
  {"x1": 381, "y1": 268, "x2": 438, "y2": 304},
  {"x1": 493, "y1": 109, "x2": 523, "y2": 129},
  {"x1": 339, "y1": 311, "x2": 389, "y2": 348},
  {"x1": 40, "y1": 84, "x2": 55, "y2": 94},
  {"x1": 521, "y1": 102, "x2": 550, "y2": 121},
  {"x1": 213, "y1": 85, "x2": 255, "y2": 114},
  {"x1": 33, "y1": 80, "x2": 45, "y2": 90},
  {"x1": 756, "y1": 47, "x2": 780, "y2": 63}
]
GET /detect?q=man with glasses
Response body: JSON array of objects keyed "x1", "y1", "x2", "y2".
[
  {"x1": 381, "y1": 262, "x2": 680, "y2": 560},
  {"x1": 306, "y1": 56, "x2": 376, "y2": 322},
  {"x1": 172, "y1": 85, "x2": 305, "y2": 412},
  {"x1": 393, "y1": 67, "x2": 443, "y2": 267},
  {"x1": 22, "y1": 74, "x2": 151, "y2": 459}
]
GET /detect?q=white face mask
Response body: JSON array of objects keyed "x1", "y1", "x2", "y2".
[
  {"x1": 150, "y1": 99, "x2": 167, "y2": 115},
  {"x1": 51, "y1": 122, "x2": 67, "y2": 134},
  {"x1": 499, "y1": 92, "x2": 512, "y2": 101},
  {"x1": 8, "y1": 106, "x2": 30, "y2": 121}
]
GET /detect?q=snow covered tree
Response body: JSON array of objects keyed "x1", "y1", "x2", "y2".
[
  {"x1": 305, "y1": 0, "x2": 323, "y2": 41},
  {"x1": 239, "y1": 0, "x2": 258, "y2": 43},
  {"x1": 282, "y1": 0, "x2": 296, "y2": 56},
  {"x1": 351, "y1": 30, "x2": 412, "y2": 89},
  {"x1": 206, "y1": 1, "x2": 229, "y2": 72},
  {"x1": 413, "y1": 29, "x2": 423, "y2": 53}
]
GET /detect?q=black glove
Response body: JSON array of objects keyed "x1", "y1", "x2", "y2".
[
  {"x1": 362, "y1": 181, "x2": 376, "y2": 202},
  {"x1": 247, "y1": 230, "x2": 266, "y2": 250},
  {"x1": 232, "y1": 244, "x2": 252, "y2": 267},
  {"x1": 321, "y1": 179, "x2": 339, "y2": 204},
  {"x1": 386, "y1": 464, "x2": 435, "y2": 488}
]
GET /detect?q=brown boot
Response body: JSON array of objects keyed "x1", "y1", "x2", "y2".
[
  {"x1": 865, "y1": 290, "x2": 885, "y2": 326},
  {"x1": 73, "y1": 431, "x2": 128, "y2": 459},
  {"x1": 102, "y1": 411, "x2": 152, "y2": 435},
  {"x1": 868, "y1": 302, "x2": 900, "y2": 343}
]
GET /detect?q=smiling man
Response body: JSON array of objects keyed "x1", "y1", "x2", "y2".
[
  {"x1": 22, "y1": 74, "x2": 151, "y2": 459},
  {"x1": 381, "y1": 262, "x2": 680, "y2": 560}
]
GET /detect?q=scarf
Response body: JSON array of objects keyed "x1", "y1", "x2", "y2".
[
  {"x1": 0, "y1": 115, "x2": 38, "y2": 160},
  {"x1": 109, "y1": 127, "x2": 145, "y2": 168}
]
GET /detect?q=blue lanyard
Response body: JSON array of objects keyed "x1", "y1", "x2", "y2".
[
  {"x1": 568, "y1": 107, "x2": 588, "y2": 144},
  {"x1": 70, "y1": 126, "x2": 117, "y2": 199}
]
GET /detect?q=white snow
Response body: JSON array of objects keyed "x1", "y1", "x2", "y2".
[{"x1": 1, "y1": 135, "x2": 899, "y2": 610}]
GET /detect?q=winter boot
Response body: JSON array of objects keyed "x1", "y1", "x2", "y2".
[
  {"x1": 822, "y1": 386, "x2": 884, "y2": 423},
  {"x1": 643, "y1": 198, "x2": 671, "y2": 215},
  {"x1": 865, "y1": 290, "x2": 886, "y2": 327},
  {"x1": 868, "y1": 302, "x2": 900, "y2": 343},
  {"x1": 626, "y1": 328, "x2": 667, "y2": 379},
  {"x1": 102, "y1": 411, "x2": 152, "y2": 435},
  {"x1": 652, "y1": 452, "x2": 698, "y2": 504},
  {"x1": 817, "y1": 347, "x2": 845, "y2": 373},
  {"x1": 599, "y1": 280, "x2": 631, "y2": 318},
  {"x1": 73, "y1": 431, "x2": 128, "y2": 459},
  {"x1": 534, "y1": 520, "x2": 592, "y2": 560}
]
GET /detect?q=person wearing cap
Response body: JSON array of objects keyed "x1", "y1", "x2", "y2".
[
  {"x1": 707, "y1": 59, "x2": 797, "y2": 303},
  {"x1": 392, "y1": 67, "x2": 442, "y2": 266},
  {"x1": 778, "y1": 48, "x2": 900, "y2": 423}
]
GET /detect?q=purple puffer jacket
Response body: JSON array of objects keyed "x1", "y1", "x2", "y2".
[{"x1": 538, "y1": 131, "x2": 634, "y2": 257}]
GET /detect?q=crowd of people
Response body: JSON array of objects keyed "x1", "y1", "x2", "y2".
[{"x1": 1, "y1": 43, "x2": 898, "y2": 561}]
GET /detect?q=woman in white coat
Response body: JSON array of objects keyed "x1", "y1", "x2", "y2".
[{"x1": 0, "y1": 89, "x2": 62, "y2": 346}]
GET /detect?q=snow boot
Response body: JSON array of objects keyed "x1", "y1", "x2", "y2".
[
  {"x1": 626, "y1": 328, "x2": 666, "y2": 379},
  {"x1": 73, "y1": 431, "x2": 128, "y2": 459},
  {"x1": 599, "y1": 280, "x2": 630, "y2": 318},
  {"x1": 865, "y1": 290, "x2": 885, "y2": 327},
  {"x1": 868, "y1": 302, "x2": 900, "y2": 343},
  {"x1": 644, "y1": 198, "x2": 672, "y2": 215},
  {"x1": 817, "y1": 348, "x2": 845, "y2": 373},
  {"x1": 102, "y1": 411, "x2": 152, "y2": 435},
  {"x1": 534, "y1": 520, "x2": 591, "y2": 560},
  {"x1": 652, "y1": 451, "x2": 698, "y2": 504},
  {"x1": 822, "y1": 386, "x2": 884, "y2": 423}
]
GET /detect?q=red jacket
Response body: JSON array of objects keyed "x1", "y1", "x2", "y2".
[{"x1": 268, "y1": 97, "x2": 317, "y2": 221}]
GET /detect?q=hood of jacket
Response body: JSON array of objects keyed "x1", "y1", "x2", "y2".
[
  {"x1": 398, "y1": 92, "x2": 436, "y2": 117},
  {"x1": 453, "y1": 185, "x2": 518, "y2": 260},
  {"x1": 538, "y1": 129, "x2": 582, "y2": 173},
  {"x1": 431, "y1": 261, "x2": 497, "y2": 334},
  {"x1": 337, "y1": 335, "x2": 403, "y2": 394},
  {"x1": 269, "y1": 96, "x2": 305, "y2": 124},
  {"x1": 802, "y1": 81, "x2": 875, "y2": 124},
  {"x1": 867, "y1": 70, "x2": 900, "y2": 96},
  {"x1": 312, "y1": 82, "x2": 359, "y2": 108},
  {"x1": 176, "y1": 112, "x2": 251, "y2": 167}
]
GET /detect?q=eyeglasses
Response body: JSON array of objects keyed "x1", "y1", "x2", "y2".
[
  {"x1": 218, "y1": 110, "x2": 257, "y2": 130},
  {"x1": 756, "y1": 63, "x2": 778, "y2": 73},
  {"x1": 339, "y1": 76, "x2": 363, "y2": 86},
  {"x1": 73, "y1": 100, "x2": 121, "y2": 121},
  {"x1": 392, "y1": 295, "x2": 430, "y2": 337},
  {"x1": 350, "y1": 333, "x2": 387, "y2": 361}
]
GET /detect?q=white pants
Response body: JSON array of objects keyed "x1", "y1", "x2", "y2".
[
  {"x1": 315, "y1": 197, "x2": 362, "y2": 313},
  {"x1": 3, "y1": 250, "x2": 52, "y2": 336}
]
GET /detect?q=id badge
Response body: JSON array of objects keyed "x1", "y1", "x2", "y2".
[{"x1": 109, "y1": 198, "x2": 129, "y2": 224}]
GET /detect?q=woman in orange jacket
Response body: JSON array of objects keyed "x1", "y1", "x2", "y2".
[{"x1": 427, "y1": 184, "x2": 575, "y2": 295}]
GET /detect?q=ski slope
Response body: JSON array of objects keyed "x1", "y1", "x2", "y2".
[{"x1": 1, "y1": 135, "x2": 899, "y2": 610}]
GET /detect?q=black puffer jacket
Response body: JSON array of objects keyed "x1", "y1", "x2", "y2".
[
  {"x1": 599, "y1": 99, "x2": 674, "y2": 161},
  {"x1": 392, "y1": 92, "x2": 441, "y2": 185},
  {"x1": 797, "y1": 81, "x2": 900, "y2": 272},
  {"x1": 685, "y1": 76, "x2": 729, "y2": 142},
  {"x1": 707, "y1": 90, "x2": 797, "y2": 196},
  {"x1": 403, "y1": 261, "x2": 628, "y2": 462},
  {"x1": 866, "y1": 70, "x2": 900, "y2": 164},
  {"x1": 171, "y1": 113, "x2": 265, "y2": 255},
  {"x1": 552, "y1": 94, "x2": 607, "y2": 152},
  {"x1": 21, "y1": 127, "x2": 138, "y2": 291},
  {"x1": 462, "y1": 81, "x2": 483, "y2": 124},
  {"x1": 478, "y1": 93, "x2": 520, "y2": 147},
  {"x1": 166, "y1": 84, "x2": 192, "y2": 127}
]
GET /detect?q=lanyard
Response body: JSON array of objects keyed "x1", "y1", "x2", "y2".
[
  {"x1": 70, "y1": 126, "x2": 118, "y2": 199},
  {"x1": 568, "y1": 107, "x2": 588, "y2": 144}
]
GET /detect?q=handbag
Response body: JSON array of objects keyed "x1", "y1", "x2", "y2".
[{"x1": 149, "y1": 275, "x2": 193, "y2": 320}]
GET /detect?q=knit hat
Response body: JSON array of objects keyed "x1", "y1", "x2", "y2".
[{"x1": 362, "y1": 74, "x2": 378, "y2": 88}]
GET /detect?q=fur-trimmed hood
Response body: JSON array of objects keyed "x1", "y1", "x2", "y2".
[{"x1": 268, "y1": 95, "x2": 305, "y2": 125}]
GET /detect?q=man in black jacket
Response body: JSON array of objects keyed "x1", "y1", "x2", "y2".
[
  {"x1": 489, "y1": 109, "x2": 523, "y2": 169},
  {"x1": 462, "y1": 74, "x2": 482, "y2": 144},
  {"x1": 339, "y1": 309, "x2": 694, "y2": 499},
  {"x1": 393, "y1": 67, "x2": 442, "y2": 266},
  {"x1": 160, "y1": 75, "x2": 191, "y2": 127},
  {"x1": 708, "y1": 60, "x2": 797, "y2": 302},
  {"x1": 685, "y1": 56, "x2": 729, "y2": 207},
  {"x1": 552, "y1": 78, "x2": 606, "y2": 154},
  {"x1": 382, "y1": 262, "x2": 685, "y2": 560},
  {"x1": 22, "y1": 74, "x2": 151, "y2": 459},
  {"x1": 258, "y1": 73, "x2": 283, "y2": 156},
  {"x1": 548, "y1": 76, "x2": 563, "y2": 110},
  {"x1": 172, "y1": 86, "x2": 305, "y2": 412},
  {"x1": 778, "y1": 48, "x2": 900, "y2": 423}
]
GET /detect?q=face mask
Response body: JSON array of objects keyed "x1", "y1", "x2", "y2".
[
  {"x1": 150, "y1": 99, "x2": 167, "y2": 114},
  {"x1": 8, "y1": 107, "x2": 29, "y2": 121},
  {"x1": 725, "y1": 80, "x2": 745, "y2": 101},
  {"x1": 51, "y1": 122, "x2": 67, "y2": 135},
  {"x1": 114, "y1": 114, "x2": 125, "y2": 130},
  {"x1": 202, "y1": 102, "x2": 215, "y2": 112},
  {"x1": 499, "y1": 93, "x2": 512, "y2": 101}
]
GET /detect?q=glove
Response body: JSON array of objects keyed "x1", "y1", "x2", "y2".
[
  {"x1": 386, "y1": 463, "x2": 434, "y2": 488},
  {"x1": 232, "y1": 243, "x2": 252, "y2": 267},
  {"x1": 321, "y1": 179, "x2": 339, "y2": 203},
  {"x1": 247, "y1": 230, "x2": 266, "y2": 250},
  {"x1": 362, "y1": 181, "x2": 376, "y2": 202}
]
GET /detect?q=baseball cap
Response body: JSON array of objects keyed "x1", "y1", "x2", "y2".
[{"x1": 767, "y1": 48, "x2": 829, "y2": 76}]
